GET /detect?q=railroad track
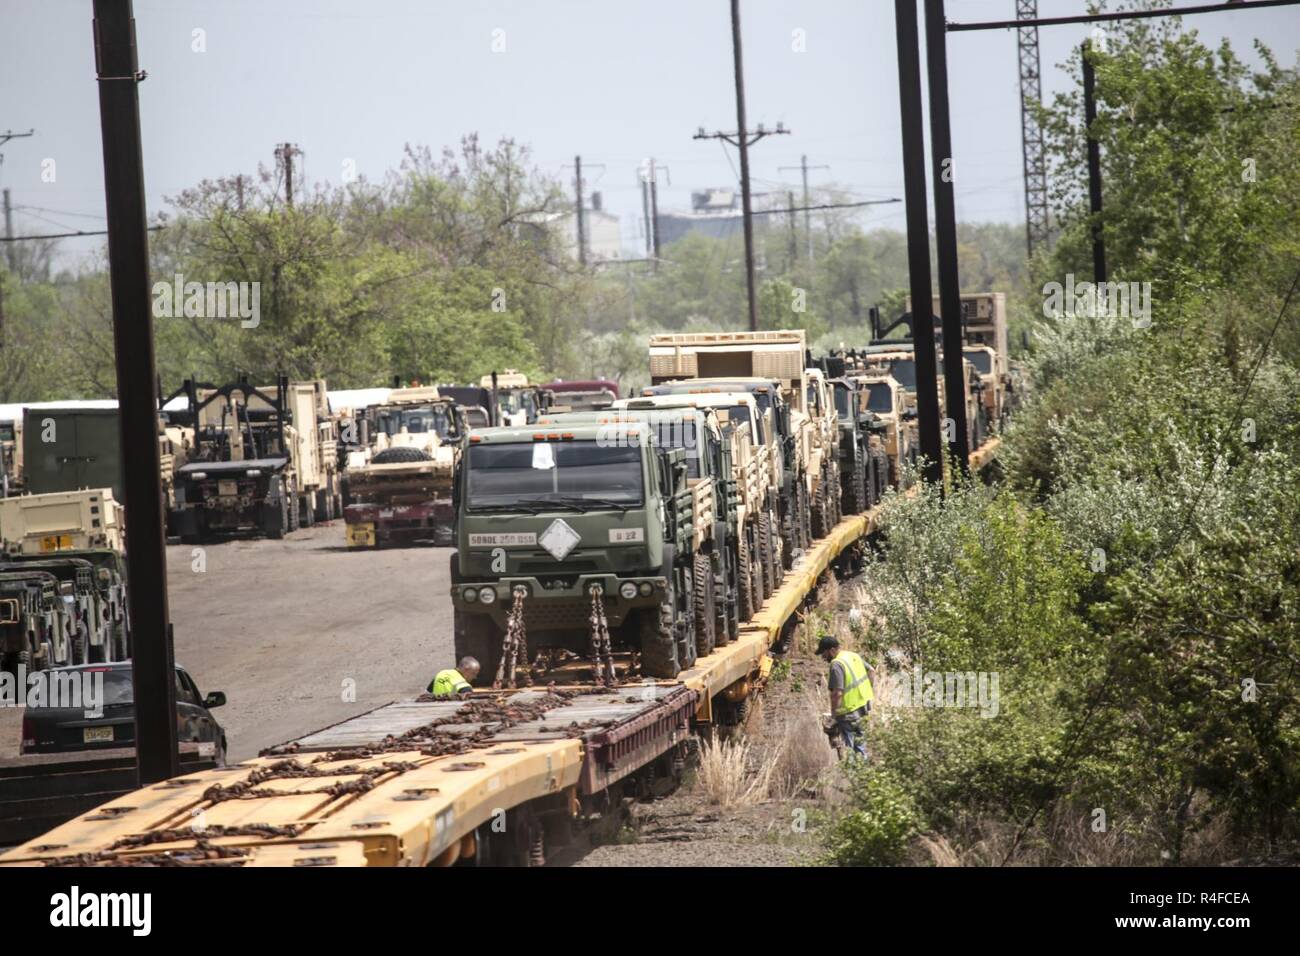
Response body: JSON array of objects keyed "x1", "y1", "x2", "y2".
[{"x1": 0, "y1": 441, "x2": 999, "y2": 868}]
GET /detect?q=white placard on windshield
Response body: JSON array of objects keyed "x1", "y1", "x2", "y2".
[{"x1": 531, "y1": 442, "x2": 556, "y2": 470}]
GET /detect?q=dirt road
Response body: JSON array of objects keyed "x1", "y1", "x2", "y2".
[{"x1": 0, "y1": 522, "x2": 454, "y2": 762}]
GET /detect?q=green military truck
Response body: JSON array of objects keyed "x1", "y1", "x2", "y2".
[
  {"x1": 829, "y1": 377, "x2": 892, "y2": 514},
  {"x1": 450, "y1": 421, "x2": 702, "y2": 682}
]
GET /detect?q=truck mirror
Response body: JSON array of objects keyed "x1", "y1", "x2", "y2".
[{"x1": 203, "y1": 691, "x2": 227, "y2": 709}]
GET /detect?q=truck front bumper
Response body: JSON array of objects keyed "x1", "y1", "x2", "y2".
[
  {"x1": 452, "y1": 573, "x2": 668, "y2": 631},
  {"x1": 344, "y1": 501, "x2": 454, "y2": 547}
]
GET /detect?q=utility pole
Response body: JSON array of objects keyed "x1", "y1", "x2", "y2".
[
  {"x1": 786, "y1": 190, "x2": 798, "y2": 267},
  {"x1": 92, "y1": 0, "x2": 178, "y2": 785},
  {"x1": 2, "y1": 189, "x2": 13, "y2": 272},
  {"x1": 640, "y1": 166, "x2": 653, "y2": 258},
  {"x1": 695, "y1": 0, "x2": 790, "y2": 331},
  {"x1": 924, "y1": 0, "x2": 971, "y2": 472},
  {"x1": 1082, "y1": 41, "x2": 1107, "y2": 284},
  {"x1": 574, "y1": 154, "x2": 586, "y2": 266},
  {"x1": 893, "y1": 0, "x2": 944, "y2": 487},
  {"x1": 275, "y1": 143, "x2": 299, "y2": 209},
  {"x1": 779, "y1": 154, "x2": 829, "y2": 262},
  {"x1": 648, "y1": 159, "x2": 668, "y2": 270}
]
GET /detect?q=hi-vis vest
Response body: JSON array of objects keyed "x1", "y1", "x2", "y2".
[
  {"x1": 429, "y1": 669, "x2": 471, "y2": 698},
  {"x1": 833, "y1": 651, "x2": 873, "y2": 716}
]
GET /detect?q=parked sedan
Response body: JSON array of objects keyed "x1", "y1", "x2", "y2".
[{"x1": 20, "y1": 662, "x2": 228, "y2": 765}]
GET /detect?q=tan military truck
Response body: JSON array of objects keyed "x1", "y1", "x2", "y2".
[
  {"x1": 479, "y1": 370, "x2": 550, "y2": 427},
  {"x1": 0, "y1": 489, "x2": 126, "y2": 556},
  {"x1": 647, "y1": 329, "x2": 837, "y2": 564},
  {"x1": 608, "y1": 393, "x2": 777, "y2": 624},
  {"x1": 343, "y1": 387, "x2": 464, "y2": 548},
  {"x1": 804, "y1": 367, "x2": 843, "y2": 536},
  {"x1": 963, "y1": 344, "x2": 1005, "y2": 430},
  {"x1": 851, "y1": 371, "x2": 915, "y2": 488}
]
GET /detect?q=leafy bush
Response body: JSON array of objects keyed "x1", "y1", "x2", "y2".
[{"x1": 823, "y1": 769, "x2": 921, "y2": 866}]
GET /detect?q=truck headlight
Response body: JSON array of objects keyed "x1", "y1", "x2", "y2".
[
  {"x1": 463, "y1": 587, "x2": 478, "y2": 603},
  {"x1": 246, "y1": 469, "x2": 262, "y2": 477},
  {"x1": 478, "y1": 587, "x2": 497, "y2": 604},
  {"x1": 639, "y1": 582, "x2": 653, "y2": 596},
  {"x1": 619, "y1": 582, "x2": 638, "y2": 600}
]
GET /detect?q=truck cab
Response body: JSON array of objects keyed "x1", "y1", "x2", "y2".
[{"x1": 451, "y1": 422, "x2": 698, "y2": 681}]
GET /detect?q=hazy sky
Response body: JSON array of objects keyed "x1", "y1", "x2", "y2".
[{"x1": 2, "y1": 0, "x2": 1297, "y2": 265}]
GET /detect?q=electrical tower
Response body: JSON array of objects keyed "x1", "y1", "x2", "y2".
[{"x1": 1016, "y1": 1, "x2": 1051, "y2": 258}]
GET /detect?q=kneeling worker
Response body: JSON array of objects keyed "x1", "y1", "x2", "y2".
[
  {"x1": 816, "y1": 635, "x2": 874, "y2": 760},
  {"x1": 428, "y1": 656, "x2": 480, "y2": 699}
]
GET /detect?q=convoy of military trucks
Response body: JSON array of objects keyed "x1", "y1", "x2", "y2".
[{"x1": 0, "y1": 294, "x2": 1017, "y2": 692}]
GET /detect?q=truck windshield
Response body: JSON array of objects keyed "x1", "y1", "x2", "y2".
[
  {"x1": 375, "y1": 405, "x2": 457, "y2": 439},
  {"x1": 649, "y1": 419, "x2": 699, "y2": 478},
  {"x1": 964, "y1": 350, "x2": 992, "y2": 375},
  {"x1": 833, "y1": 385, "x2": 851, "y2": 420},
  {"x1": 866, "y1": 383, "x2": 893, "y2": 413},
  {"x1": 467, "y1": 441, "x2": 644, "y2": 509},
  {"x1": 888, "y1": 359, "x2": 917, "y2": 391}
]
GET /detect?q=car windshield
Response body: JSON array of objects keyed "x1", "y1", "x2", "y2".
[
  {"x1": 374, "y1": 404, "x2": 457, "y2": 438},
  {"x1": 467, "y1": 441, "x2": 644, "y2": 508},
  {"x1": 964, "y1": 350, "x2": 992, "y2": 374}
]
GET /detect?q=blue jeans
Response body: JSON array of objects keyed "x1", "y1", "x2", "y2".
[{"x1": 836, "y1": 704, "x2": 869, "y2": 761}]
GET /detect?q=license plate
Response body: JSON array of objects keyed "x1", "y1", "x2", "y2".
[
  {"x1": 41, "y1": 534, "x2": 73, "y2": 552},
  {"x1": 83, "y1": 726, "x2": 114, "y2": 743},
  {"x1": 218, "y1": 480, "x2": 238, "y2": 496}
]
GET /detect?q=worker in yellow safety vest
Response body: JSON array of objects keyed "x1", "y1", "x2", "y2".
[
  {"x1": 427, "y1": 656, "x2": 480, "y2": 699},
  {"x1": 816, "y1": 635, "x2": 874, "y2": 760}
]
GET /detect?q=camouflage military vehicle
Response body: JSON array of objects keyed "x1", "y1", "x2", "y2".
[{"x1": 451, "y1": 421, "x2": 701, "y2": 681}]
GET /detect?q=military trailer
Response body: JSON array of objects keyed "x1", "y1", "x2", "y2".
[{"x1": 451, "y1": 421, "x2": 701, "y2": 681}]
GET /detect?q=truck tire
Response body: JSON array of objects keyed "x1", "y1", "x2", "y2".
[
  {"x1": 288, "y1": 487, "x2": 301, "y2": 533},
  {"x1": 638, "y1": 601, "x2": 680, "y2": 679},
  {"x1": 693, "y1": 552, "x2": 717, "y2": 659},
  {"x1": 758, "y1": 511, "x2": 777, "y2": 598},
  {"x1": 300, "y1": 493, "x2": 315, "y2": 529},
  {"x1": 372, "y1": 446, "x2": 431, "y2": 464},
  {"x1": 268, "y1": 484, "x2": 288, "y2": 540},
  {"x1": 453, "y1": 609, "x2": 501, "y2": 688},
  {"x1": 811, "y1": 476, "x2": 829, "y2": 539},
  {"x1": 736, "y1": 531, "x2": 756, "y2": 622},
  {"x1": 849, "y1": 458, "x2": 868, "y2": 514}
]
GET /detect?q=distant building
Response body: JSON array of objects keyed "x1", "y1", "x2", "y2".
[
  {"x1": 525, "y1": 191, "x2": 622, "y2": 262},
  {"x1": 655, "y1": 188, "x2": 781, "y2": 246}
]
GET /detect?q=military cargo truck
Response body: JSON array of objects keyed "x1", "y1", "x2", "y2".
[
  {"x1": 0, "y1": 488, "x2": 125, "y2": 556},
  {"x1": 451, "y1": 421, "x2": 700, "y2": 681},
  {"x1": 343, "y1": 387, "x2": 464, "y2": 548},
  {"x1": 850, "y1": 372, "x2": 915, "y2": 488},
  {"x1": 830, "y1": 377, "x2": 892, "y2": 513},
  {"x1": 478, "y1": 371, "x2": 551, "y2": 427},
  {"x1": 547, "y1": 380, "x2": 619, "y2": 412},
  {"x1": 169, "y1": 377, "x2": 302, "y2": 541},
  {"x1": 549, "y1": 399, "x2": 747, "y2": 651},
  {"x1": 962, "y1": 345, "x2": 1006, "y2": 430},
  {"x1": 647, "y1": 330, "x2": 832, "y2": 568}
]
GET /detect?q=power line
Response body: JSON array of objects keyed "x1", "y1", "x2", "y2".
[
  {"x1": 949, "y1": 0, "x2": 1300, "y2": 31},
  {"x1": 0, "y1": 225, "x2": 165, "y2": 242}
]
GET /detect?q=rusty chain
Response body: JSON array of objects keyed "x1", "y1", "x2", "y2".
[
  {"x1": 588, "y1": 584, "x2": 617, "y2": 687},
  {"x1": 493, "y1": 585, "x2": 532, "y2": 689}
]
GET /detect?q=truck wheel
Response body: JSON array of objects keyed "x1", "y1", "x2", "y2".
[
  {"x1": 736, "y1": 532, "x2": 756, "y2": 622},
  {"x1": 692, "y1": 553, "x2": 717, "y2": 658},
  {"x1": 288, "y1": 489, "x2": 301, "y2": 533},
  {"x1": 811, "y1": 478, "x2": 828, "y2": 539},
  {"x1": 758, "y1": 512, "x2": 777, "y2": 597},
  {"x1": 852, "y1": 459, "x2": 868, "y2": 513},
  {"x1": 300, "y1": 494, "x2": 315, "y2": 528},
  {"x1": 638, "y1": 601, "x2": 680, "y2": 680},
  {"x1": 268, "y1": 487, "x2": 288, "y2": 540},
  {"x1": 453, "y1": 609, "x2": 501, "y2": 688}
]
